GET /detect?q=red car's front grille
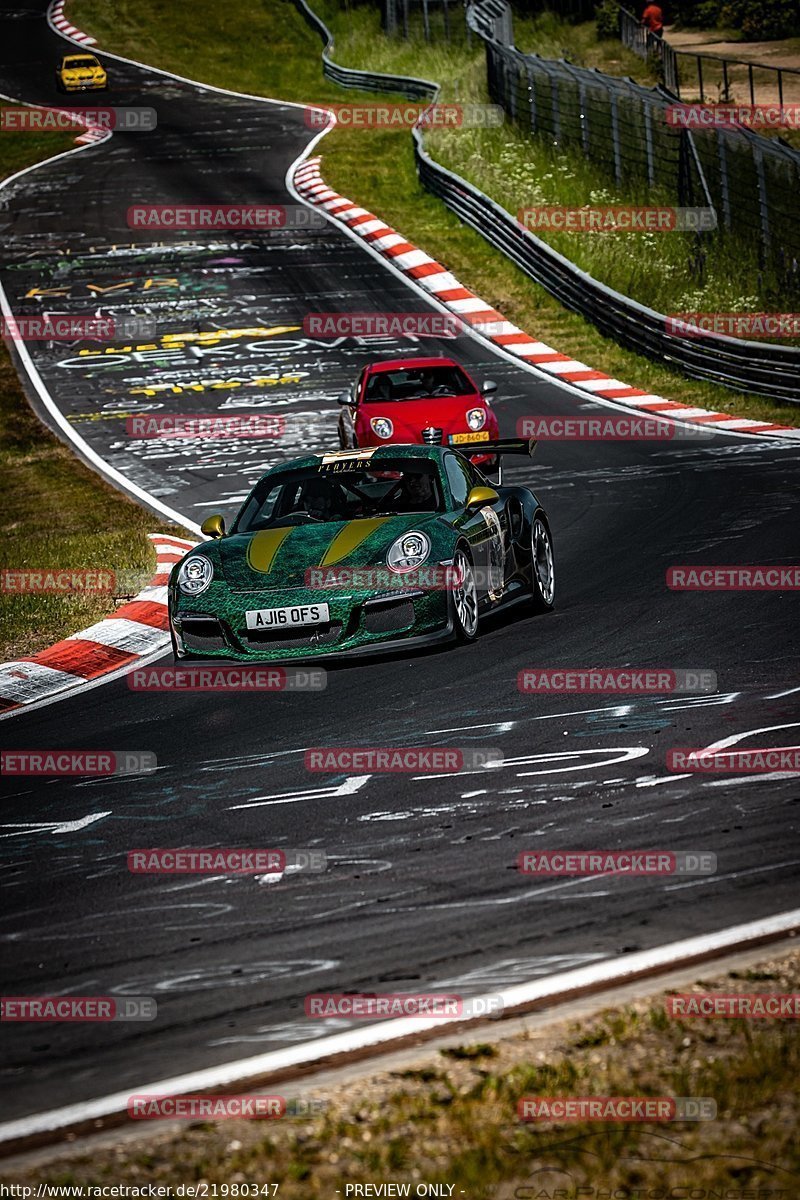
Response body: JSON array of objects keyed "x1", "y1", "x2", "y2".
[{"x1": 421, "y1": 427, "x2": 443, "y2": 445}]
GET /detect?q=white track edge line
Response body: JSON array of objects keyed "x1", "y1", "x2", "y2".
[
  {"x1": 0, "y1": 101, "x2": 201, "y2": 534},
  {"x1": 1, "y1": 907, "x2": 797, "y2": 1144}
]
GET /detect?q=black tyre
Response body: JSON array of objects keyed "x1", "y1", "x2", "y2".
[
  {"x1": 338, "y1": 413, "x2": 356, "y2": 449},
  {"x1": 451, "y1": 545, "x2": 479, "y2": 642}
]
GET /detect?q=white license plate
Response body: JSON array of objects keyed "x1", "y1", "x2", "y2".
[
  {"x1": 246, "y1": 603, "x2": 330, "y2": 630},
  {"x1": 450, "y1": 430, "x2": 490, "y2": 444}
]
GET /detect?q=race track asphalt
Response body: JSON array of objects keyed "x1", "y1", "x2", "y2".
[{"x1": 0, "y1": 0, "x2": 798, "y2": 1123}]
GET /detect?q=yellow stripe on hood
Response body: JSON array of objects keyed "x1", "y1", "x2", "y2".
[
  {"x1": 247, "y1": 527, "x2": 294, "y2": 573},
  {"x1": 319, "y1": 518, "x2": 391, "y2": 567}
]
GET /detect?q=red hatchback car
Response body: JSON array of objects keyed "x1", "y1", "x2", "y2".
[{"x1": 337, "y1": 357, "x2": 500, "y2": 468}]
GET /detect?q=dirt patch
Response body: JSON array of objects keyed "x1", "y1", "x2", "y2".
[{"x1": 664, "y1": 28, "x2": 800, "y2": 105}]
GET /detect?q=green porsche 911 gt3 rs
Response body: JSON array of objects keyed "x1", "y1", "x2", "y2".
[{"x1": 168, "y1": 441, "x2": 554, "y2": 662}]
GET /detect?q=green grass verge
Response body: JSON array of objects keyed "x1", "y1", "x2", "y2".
[
  {"x1": 513, "y1": 11, "x2": 660, "y2": 85},
  {"x1": 68, "y1": 0, "x2": 799, "y2": 427},
  {"x1": 5, "y1": 951, "x2": 798, "y2": 1193},
  {"x1": 0, "y1": 108, "x2": 181, "y2": 662}
]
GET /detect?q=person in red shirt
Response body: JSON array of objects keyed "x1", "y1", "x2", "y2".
[{"x1": 641, "y1": 2, "x2": 664, "y2": 35}]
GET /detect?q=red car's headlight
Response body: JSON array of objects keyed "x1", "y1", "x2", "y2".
[{"x1": 370, "y1": 417, "x2": 393, "y2": 439}]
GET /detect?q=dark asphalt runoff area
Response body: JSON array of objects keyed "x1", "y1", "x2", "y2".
[{"x1": 0, "y1": 0, "x2": 798, "y2": 1124}]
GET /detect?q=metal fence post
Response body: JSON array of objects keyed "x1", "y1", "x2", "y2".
[
  {"x1": 511, "y1": 58, "x2": 520, "y2": 122},
  {"x1": 643, "y1": 99, "x2": 654, "y2": 187},
  {"x1": 578, "y1": 78, "x2": 590, "y2": 155},
  {"x1": 609, "y1": 88, "x2": 622, "y2": 185},
  {"x1": 526, "y1": 62, "x2": 537, "y2": 133},
  {"x1": 752, "y1": 141, "x2": 772, "y2": 263},
  {"x1": 677, "y1": 128, "x2": 690, "y2": 205},
  {"x1": 717, "y1": 135, "x2": 732, "y2": 231},
  {"x1": 550, "y1": 70, "x2": 561, "y2": 143}
]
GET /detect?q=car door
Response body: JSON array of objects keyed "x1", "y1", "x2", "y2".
[{"x1": 444, "y1": 453, "x2": 497, "y2": 603}]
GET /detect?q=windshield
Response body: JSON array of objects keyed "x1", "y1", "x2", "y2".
[
  {"x1": 65, "y1": 58, "x2": 99, "y2": 67},
  {"x1": 364, "y1": 365, "x2": 473, "y2": 403},
  {"x1": 234, "y1": 459, "x2": 444, "y2": 532}
]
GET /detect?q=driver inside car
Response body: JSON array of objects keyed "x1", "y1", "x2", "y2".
[
  {"x1": 301, "y1": 478, "x2": 348, "y2": 521},
  {"x1": 394, "y1": 472, "x2": 435, "y2": 512}
]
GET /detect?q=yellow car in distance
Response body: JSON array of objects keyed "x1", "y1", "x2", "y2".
[{"x1": 55, "y1": 54, "x2": 108, "y2": 93}]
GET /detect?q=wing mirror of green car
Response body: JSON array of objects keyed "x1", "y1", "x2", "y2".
[
  {"x1": 465, "y1": 486, "x2": 500, "y2": 511},
  {"x1": 201, "y1": 514, "x2": 226, "y2": 539}
]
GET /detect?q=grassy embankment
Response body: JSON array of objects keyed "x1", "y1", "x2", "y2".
[{"x1": 0, "y1": 111, "x2": 180, "y2": 661}]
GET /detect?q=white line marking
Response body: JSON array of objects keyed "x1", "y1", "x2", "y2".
[
  {"x1": 0, "y1": 813, "x2": 110, "y2": 838},
  {"x1": 663, "y1": 858, "x2": 800, "y2": 892},
  {"x1": 228, "y1": 775, "x2": 371, "y2": 811},
  {"x1": 2, "y1": 907, "x2": 797, "y2": 1145},
  {"x1": 705, "y1": 722, "x2": 800, "y2": 750},
  {"x1": 414, "y1": 746, "x2": 650, "y2": 780}
]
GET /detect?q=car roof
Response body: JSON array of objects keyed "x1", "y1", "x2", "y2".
[
  {"x1": 63, "y1": 54, "x2": 99, "y2": 60},
  {"x1": 365, "y1": 357, "x2": 460, "y2": 374}
]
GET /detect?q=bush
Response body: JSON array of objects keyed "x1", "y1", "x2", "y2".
[
  {"x1": 720, "y1": 0, "x2": 799, "y2": 39},
  {"x1": 595, "y1": 0, "x2": 621, "y2": 38},
  {"x1": 672, "y1": 0, "x2": 798, "y2": 36},
  {"x1": 670, "y1": 0, "x2": 722, "y2": 25}
]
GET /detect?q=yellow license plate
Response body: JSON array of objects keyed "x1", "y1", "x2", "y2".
[{"x1": 451, "y1": 431, "x2": 489, "y2": 444}]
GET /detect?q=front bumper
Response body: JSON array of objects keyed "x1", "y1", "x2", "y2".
[
  {"x1": 61, "y1": 79, "x2": 107, "y2": 91},
  {"x1": 170, "y1": 583, "x2": 453, "y2": 662}
]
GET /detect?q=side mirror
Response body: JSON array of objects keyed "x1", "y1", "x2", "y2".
[
  {"x1": 465, "y1": 486, "x2": 500, "y2": 511},
  {"x1": 337, "y1": 390, "x2": 353, "y2": 406},
  {"x1": 201, "y1": 514, "x2": 225, "y2": 539},
  {"x1": 482, "y1": 379, "x2": 498, "y2": 396}
]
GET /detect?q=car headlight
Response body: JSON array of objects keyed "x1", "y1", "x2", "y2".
[
  {"x1": 177, "y1": 555, "x2": 213, "y2": 595},
  {"x1": 386, "y1": 531, "x2": 431, "y2": 574},
  {"x1": 466, "y1": 407, "x2": 486, "y2": 431},
  {"x1": 370, "y1": 417, "x2": 393, "y2": 439}
]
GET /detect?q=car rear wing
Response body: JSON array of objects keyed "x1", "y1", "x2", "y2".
[{"x1": 454, "y1": 437, "x2": 537, "y2": 484}]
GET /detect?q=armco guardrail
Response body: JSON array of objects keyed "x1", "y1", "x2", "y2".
[
  {"x1": 295, "y1": 0, "x2": 436, "y2": 100},
  {"x1": 413, "y1": 139, "x2": 800, "y2": 399},
  {"x1": 293, "y1": 0, "x2": 800, "y2": 402}
]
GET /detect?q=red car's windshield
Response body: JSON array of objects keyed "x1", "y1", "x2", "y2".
[{"x1": 364, "y1": 365, "x2": 473, "y2": 403}]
